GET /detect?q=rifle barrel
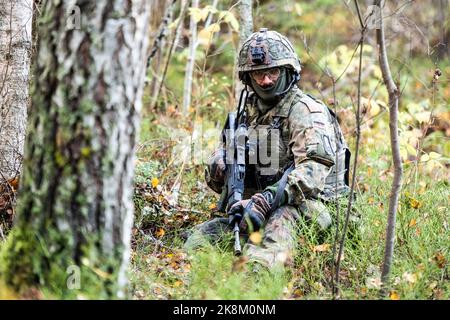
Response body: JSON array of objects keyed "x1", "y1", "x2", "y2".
[{"x1": 233, "y1": 222, "x2": 242, "y2": 256}]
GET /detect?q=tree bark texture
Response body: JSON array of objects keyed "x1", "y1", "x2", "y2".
[
  {"x1": 0, "y1": 0, "x2": 150, "y2": 298},
  {"x1": 182, "y1": 0, "x2": 199, "y2": 115},
  {"x1": 234, "y1": 0, "x2": 253, "y2": 103},
  {"x1": 0, "y1": 0, "x2": 32, "y2": 183},
  {"x1": 375, "y1": 0, "x2": 402, "y2": 289}
]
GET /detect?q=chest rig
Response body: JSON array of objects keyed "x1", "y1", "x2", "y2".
[
  {"x1": 244, "y1": 89, "x2": 351, "y2": 200},
  {"x1": 243, "y1": 91, "x2": 298, "y2": 192}
]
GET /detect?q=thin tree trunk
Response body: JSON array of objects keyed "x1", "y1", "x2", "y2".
[
  {"x1": 234, "y1": 0, "x2": 253, "y2": 103},
  {"x1": 182, "y1": 0, "x2": 199, "y2": 115},
  {"x1": 0, "y1": 0, "x2": 33, "y2": 188},
  {"x1": 151, "y1": 0, "x2": 187, "y2": 111},
  {"x1": 375, "y1": 0, "x2": 402, "y2": 292},
  {"x1": 0, "y1": 0, "x2": 151, "y2": 298},
  {"x1": 148, "y1": 0, "x2": 177, "y2": 111},
  {"x1": 0, "y1": 0, "x2": 33, "y2": 237},
  {"x1": 333, "y1": 0, "x2": 366, "y2": 298}
]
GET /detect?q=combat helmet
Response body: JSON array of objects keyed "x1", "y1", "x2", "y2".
[{"x1": 238, "y1": 28, "x2": 301, "y2": 85}]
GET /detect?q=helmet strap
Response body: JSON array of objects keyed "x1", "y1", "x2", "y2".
[{"x1": 276, "y1": 71, "x2": 300, "y2": 98}]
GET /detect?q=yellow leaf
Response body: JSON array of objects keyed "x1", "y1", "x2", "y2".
[
  {"x1": 198, "y1": 23, "x2": 221, "y2": 45},
  {"x1": 294, "y1": 3, "x2": 303, "y2": 16},
  {"x1": 390, "y1": 291, "x2": 400, "y2": 300},
  {"x1": 420, "y1": 153, "x2": 430, "y2": 162},
  {"x1": 208, "y1": 203, "x2": 217, "y2": 210},
  {"x1": 173, "y1": 280, "x2": 183, "y2": 287},
  {"x1": 188, "y1": 7, "x2": 204, "y2": 23},
  {"x1": 312, "y1": 243, "x2": 330, "y2": 253},
  {"x1": 409, "y1": 198, "x2": 422, "y2": 209},
  {"x1": 151, "y1": 177, "x2": 159, "y2": 188},
  {"x1": 373, "y1": 65, "x2": 383, "y2": 79},
  {"x1": 428, "y1": 152, "x2": 441, "y2": 160},
  {"x1": 408, "y1": 219, "x2": 417, "y2": 227},
  {"x1": 223, "y1": 11, "x2": 239, "y2": 31},
  {"x1": 155, "y1": 228, "x2": 165, "y2": 238},
  {"x1": 293, "y1": 288, "x2": 303, "y2": 297},
  {"x1": 249, "y1": 231, "x2": 262, "y2": 244},
  {"x1": 405, "y1": 143, "x2": 417, "y2": 157},
  {"x1": 93, "y1": 267, "x2": 111, "y2": 279}
]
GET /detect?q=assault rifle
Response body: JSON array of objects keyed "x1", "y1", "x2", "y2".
[{"x1": 217, "y1": 90, "x2": 249, "y2": 256}]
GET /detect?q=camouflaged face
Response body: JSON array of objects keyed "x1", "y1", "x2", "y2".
[{"x1": 238, "y1": 29, "x2": 301, "y2": 80}]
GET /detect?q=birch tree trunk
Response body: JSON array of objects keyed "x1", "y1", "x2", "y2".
[
  {"x1": 182, "y1": 0, "x2": 199, "y2": 115},
  {"x1": 0, "y1": 0, "x2": 33, "y2": 213},
  {"x1": 375, "y1": 0, "x2": 402, "y2": 291},
  {"x1": 234, "y1": 0, "x2": 253, "y2": 103},
  {"x1": 0, "y1": 0, "x2": 151, "y2": 298}
]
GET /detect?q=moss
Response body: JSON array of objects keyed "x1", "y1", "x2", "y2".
[{"x1": 0, "y1": 224, "x2": 124, "y2": 299}]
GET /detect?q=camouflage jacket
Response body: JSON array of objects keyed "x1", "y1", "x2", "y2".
[{"x1": 206, "y1": 86, "x2": 350, "y2": 205}]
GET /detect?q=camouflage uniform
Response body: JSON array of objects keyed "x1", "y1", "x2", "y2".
[{"x1": 185, "y1": 29, "x2": 351, "y2": 269}]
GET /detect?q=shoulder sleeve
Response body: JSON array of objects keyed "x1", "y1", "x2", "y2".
[{"x1": 283, "y1": 96, "x2": 337, "y2": 204}]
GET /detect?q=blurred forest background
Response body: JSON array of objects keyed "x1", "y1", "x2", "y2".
[{"x1": 0, "y1": 0, "x2": 449, "y2": 300}]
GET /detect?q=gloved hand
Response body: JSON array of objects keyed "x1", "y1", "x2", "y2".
[{"x1": 228, "y1": 191, "x2": 273, "y2": 232}]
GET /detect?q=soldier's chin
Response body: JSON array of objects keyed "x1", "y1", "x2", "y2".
[{"x1": 258, "y1": 84, "x2": 275, "y2": 90}]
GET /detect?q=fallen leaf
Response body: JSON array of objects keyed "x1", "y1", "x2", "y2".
[
  {"x1": 173, "y1": 280, "x2": 183, "y2": 288},
  {"x1": 390, "y1": 291, "x2": 400, "y2": 300},
  {"x1": 402, "y1": 271, "x2": 417, "y2": 284},
  {"x1": 92, "y1": 267, "x2": 111, "y2": 279},
  {"x1": 293, "y1": 288, "x2": 303, "y2": 298},
  {"x1": 208, "y1": 203, "x2": 217, "y2": 210},
  {"x1": 409, "y1": 197, "x2": 422, "y2": 209},
  {"x1": 434, "y1": 252, "x2": 446, "y2": 268},
  {"x1": 312, "y1": 243, "x2": 330, "y2": 253},
  {"x1": 429, "y1": 281, "x2": 437, "y2": 290},
  {"x1": 249, "y1": 231, "x2": 262, "y2": 244},
  {"x1": 151, "y1": 177, "x2": 160, "y2": 188},
  {"x1": 155, "y1": 228, "x2": 165, "y2": 238},
  {"x1": 366, "y1": 276, "x2": 382, "y2": 289},
  {"x1": 408, "y1": 219, "x2": 417, "y2": 227}
]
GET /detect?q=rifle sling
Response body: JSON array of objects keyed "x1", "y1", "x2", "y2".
[{"x1": 269, "y1": 161, "x2": 295, "y2": 213}]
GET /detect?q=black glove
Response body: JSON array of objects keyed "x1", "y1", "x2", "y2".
[{"x1": 228, "y1": 191, "x2": 274, "y2": 232}]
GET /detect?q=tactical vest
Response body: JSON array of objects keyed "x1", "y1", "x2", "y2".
[{"x1": 244, "y1": 87, "x2": 351, "y2": 202}]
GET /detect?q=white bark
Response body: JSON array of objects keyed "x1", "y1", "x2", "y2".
[
  {"x1": 0, "y1": 0, "x2": 33, "y2": 182},
  {"x1": 234, "y1": 0, "x2": 253, "y2": 103},
  {"x1": 182, "y1": 0, "x2": 199, "y2": 115}
]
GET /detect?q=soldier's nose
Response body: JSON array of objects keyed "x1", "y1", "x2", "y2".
[{"x1": 260, "y1": 74, "x2": 273, "y2": 86}]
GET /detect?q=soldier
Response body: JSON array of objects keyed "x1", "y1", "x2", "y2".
[{"x1": 184, "y1": 28, "x2": 352, "y2": 269}]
